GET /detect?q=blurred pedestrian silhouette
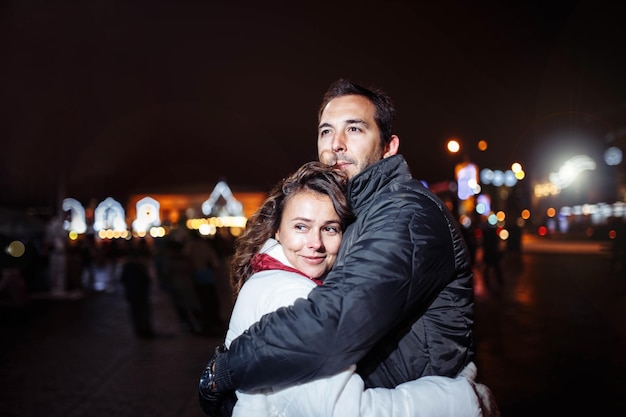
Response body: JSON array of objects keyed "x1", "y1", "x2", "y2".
[
  {"x1": 460, "y1": 224, "x2": 478, "y2": 267},
  {"x1": 183, "y1": 231, "x2": 225, "y2": 336},
  {"x1": 609, "y1": 217, "x2": 626, "y2": 275},
  {"x1": 78, "y1": 233, "x2": 97, "y2": 291},
  {"x1": 481, "y1": 223, "x2": 504, "y2": 287},
  {"x1": 505, "y1": 220, "x2": 524, "y2": 272},
  {"x1": 120, "y1": 239, "x2": 155, "y2": 339},
  {"x1": 154, "y1": 236, "x2": 202, "y2": 334}
]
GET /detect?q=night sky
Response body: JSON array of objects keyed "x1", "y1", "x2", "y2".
[{"x1": 1, "y1": 0, "x2": 625, "y2": 210}]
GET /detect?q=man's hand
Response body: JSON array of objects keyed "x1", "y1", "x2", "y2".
[
  {"x1": 198, "y1": 388, "x2": 237, "y2": 417},
  {"x1": 198, "y1": 344, "x2": 237, "y2": 417}
]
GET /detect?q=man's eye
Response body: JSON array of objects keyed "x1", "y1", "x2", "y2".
[
  {"x1": 348, "y1": 126, "x2": 361, "y2": 132},
  {"x1": 295, "y1": 224, "x2": 307, "y2": 231},
  {"x1": 319, "y1": 129, "x2": 330, "y2": 136}
]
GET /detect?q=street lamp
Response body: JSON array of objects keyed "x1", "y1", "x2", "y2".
[{"x1": 447, "y1": 139, "x2": 461, "y2": 154}]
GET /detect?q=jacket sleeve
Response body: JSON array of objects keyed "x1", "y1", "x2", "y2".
[{"x1": 214, "y1": 194, "x2": 455, "y2": 392}]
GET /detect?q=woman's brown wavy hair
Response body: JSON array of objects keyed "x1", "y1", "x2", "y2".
[{"x1": 230, "y1": 161, "x2": 353, "y2": 299}]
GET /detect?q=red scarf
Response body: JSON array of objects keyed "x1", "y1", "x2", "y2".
[{"x1": 250, "y1": 253, "x2": 323, "y2": 286}]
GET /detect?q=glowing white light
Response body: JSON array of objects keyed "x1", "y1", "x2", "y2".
[
  {"x1": 549, "y1": 155, "x2": 596, "y2": 189},
  {"x1": 133, "y1": 197, "x2": 161, "y2": 233},
  {"x1": 202, "y1": 181, "x2": 244, "y2": 217},
  {"x1": 447, "y1": 140, "x2": 461, "y2": 153},
  {"x1": 198, "y1": 223, "x2": 216, "y2": 236},
  {"x1": 456, "y1": 163, "x2": 478, "y2": 200},
  {"x1": 94, "y1": 197, "x2": 127, "y2": 232},
  {"x1": 62, "y1": 198, "x2": 87, "y2": 234}
]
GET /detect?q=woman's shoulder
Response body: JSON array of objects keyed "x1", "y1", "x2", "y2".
[{"x1": 244, "y1": 269, "x2": 316, "y2": 293}]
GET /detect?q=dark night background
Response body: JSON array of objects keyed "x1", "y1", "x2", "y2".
[
  {"x1": 1, "y1": 0, "x2": 625, "y2": 211},
  {"x1": 2, "y1": 3, "x2": 626, "y2": 416}
]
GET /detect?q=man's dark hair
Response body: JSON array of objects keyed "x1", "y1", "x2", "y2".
[{"x1": 317, "y1": 79, "x2": 396, "y2": 148}]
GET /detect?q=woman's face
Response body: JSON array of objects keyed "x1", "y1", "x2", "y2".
[{"x1": 275, "y1": 190, "x2": 343, "y2": 279}]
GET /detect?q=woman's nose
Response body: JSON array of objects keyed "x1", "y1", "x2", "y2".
[{"x1": 307, "y1": 234, "x2": 324, "y2": 250}]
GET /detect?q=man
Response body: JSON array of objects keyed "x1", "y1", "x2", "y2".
[{"x1": 200, "y1": 79, "x2": 477, "y2": 414}]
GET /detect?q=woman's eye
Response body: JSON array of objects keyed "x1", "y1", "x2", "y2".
[{"x1": 324, "y1": 226, "x2": 340, "y2": 234}]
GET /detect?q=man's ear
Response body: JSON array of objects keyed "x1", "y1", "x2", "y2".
[{"x1": 383, "y1": 135, "x2": 400, "y2": 158}]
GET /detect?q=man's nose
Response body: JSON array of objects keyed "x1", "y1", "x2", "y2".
[{"x1": 332, "y1": 132, "x2": 346, "y2": 152}]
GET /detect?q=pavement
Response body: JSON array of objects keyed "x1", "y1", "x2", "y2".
[
  {"x1": 1, "y1": 234, "x2": 626, "y2": 416},
  {"x1": 1, "y1": 273, "x2": 218, "y2": 417}
]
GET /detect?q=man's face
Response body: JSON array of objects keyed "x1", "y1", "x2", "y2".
[{"x1": 317, "y1": 95, "x2": 384, "y2": 179}]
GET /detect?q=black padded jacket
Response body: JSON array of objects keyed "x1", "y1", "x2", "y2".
[{"x1": 213, "y1": 154, "x2": 475, "y2": 391}]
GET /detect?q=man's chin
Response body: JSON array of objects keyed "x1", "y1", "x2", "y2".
[{"x1": 336, "y1": 165, "x2": 357, "y2": 179}]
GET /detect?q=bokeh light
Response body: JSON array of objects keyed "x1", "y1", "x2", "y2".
[
  {"x1": 447, "y1": 139, "x2": 461, "y2": 153},
  {"x1": 7, "y1": 240, "x2": 26, "y2": 257}
]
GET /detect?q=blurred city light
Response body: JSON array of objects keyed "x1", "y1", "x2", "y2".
[
  {"x1": 7, "y1": 240, "x2": 25, "y2": 257},
  {"x1": 132, "y1": 197, "x2": 161, "y2": 234},
  {"x1": 548, "y1": 154, "x2": 596, "y2": 189},
  {"x1": 459, "y1": 214, "x2": 472, "y2": 228},
  {"x1": 202, "y1": 181, "x2": 243, "y2": 217},
  {"x1": 476, "y1": 194, "x2": 491, "y2": 215},
  {"x1": 480, "y1": 168, "x2": 521, "y2": 188},
  {"x1": 198, "y1": 223, "x2": 216, "y2": 236},
  {"x1": 62, "y1": 198, "x2": 87, "y2": 234},
  {"x1": 149, "y1": 226, "x2": 166, "y2": 238},
  {"x1": 534, "y1": 182, "x2": 560, "y2": 197},
  {"x1": 603, "y1": 146, "x2": 622, "y2": 166},
  {"x1": 447, "y1": 139, "x2": 461, "y2": 154},
  {"x1": 94, "y1": 197, "x2": 127, "y2": 233},
  {"x1": 455, "y1": 161, "x2": 479, "y2": 200}
]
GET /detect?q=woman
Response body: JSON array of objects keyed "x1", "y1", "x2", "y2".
[{"x1": 215, "y1": 161, "x2": 487, "y2": 417}]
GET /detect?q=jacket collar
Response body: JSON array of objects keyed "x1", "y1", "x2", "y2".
[{"x1": 347, "y1": 154, "x2": 411, "y2": 212}]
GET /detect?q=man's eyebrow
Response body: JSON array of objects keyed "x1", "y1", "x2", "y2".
[
  {"x1": 346, "y1": 118, "x2": 368, "y2": 126},
  {"x1": 318, "y1": 119, "x2": 368, "y2": 129}
]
